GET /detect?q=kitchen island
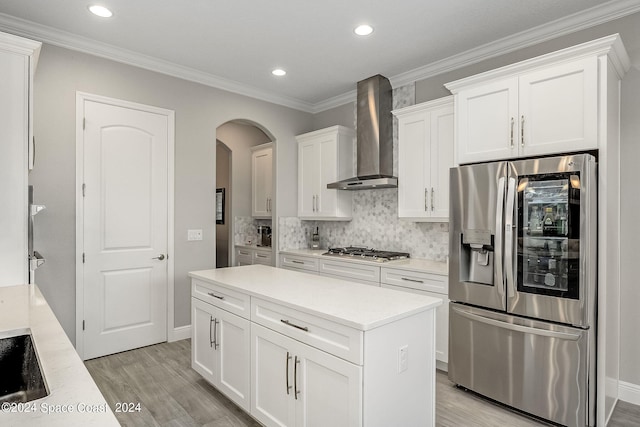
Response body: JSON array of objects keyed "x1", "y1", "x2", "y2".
[
  {"x1": 0, "y1": 285, "x2": 118, "y2": 427},
  {"x1": 189, "y1": 264, "x2": 442, "y2": 427}
]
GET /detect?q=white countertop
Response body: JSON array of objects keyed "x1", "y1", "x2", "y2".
[
  {"x1": 236, "y1": 243, "x2": 272, "y2": 251},
  {"x1": 0, "y1": 285, "x2": 119, "y2": 427},
  {"x1": 190, "y1": 265, "x2": 442, "y2": 331},
  {"x1": 279, "y1": 248, "x2": 448, "y2": 275}
]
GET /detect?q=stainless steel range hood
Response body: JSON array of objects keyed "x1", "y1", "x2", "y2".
[{"x1": 327, "y1": 75, "x2": 397, "y2": 190}]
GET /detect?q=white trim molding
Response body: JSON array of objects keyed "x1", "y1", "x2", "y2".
[
  {"x1": 0, "y1": 1, "x2": 639, "y2": 113},
  {"x1": 619, "y1": 381, "x2": 640, "y2": 406},
  {"x1": 171, "y1": 325, "x2": 192, "y2": 342}
]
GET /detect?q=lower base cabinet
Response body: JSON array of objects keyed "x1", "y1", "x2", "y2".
[
  {"x1": 251, "y1": 323, "x2": 362, "y2": 427},
  {"x1": 191, "y1": 298, "x2": 251, "y2": 411}
]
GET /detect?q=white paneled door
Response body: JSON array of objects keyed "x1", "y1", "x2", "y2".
[{"x1": 80, "y1": 97, "x2": 170, "y2": 360}]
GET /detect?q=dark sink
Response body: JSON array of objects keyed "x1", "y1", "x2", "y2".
[{"x1": 0, "y1": 334, "x2": 48, "y2": 403}]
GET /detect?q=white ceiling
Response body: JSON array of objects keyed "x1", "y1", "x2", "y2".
[{"x1": 0, "y1": 0, "x2": 639, "y2": 112}]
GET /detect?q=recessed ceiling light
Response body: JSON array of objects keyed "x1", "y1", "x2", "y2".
[
  {"x1": 354, "y1": 24, "x2": 374, "y2": 36},
  {"x1": 272, "y1": 69, "x2": 286, "y2": 77},
  {"x1": 88, "y1": 5, "x2": 113, "y2": 18}
]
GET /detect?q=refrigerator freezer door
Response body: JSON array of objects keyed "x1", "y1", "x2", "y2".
[
  {"x1": 506, "y1": 154, "x2": 597, "y2": 327},
  {"x1": 449, "y1": 161, "x2": 507, "y2": 311},
  {"x1": 449, "y1": 302, "x2": 594, "y2": 427}
]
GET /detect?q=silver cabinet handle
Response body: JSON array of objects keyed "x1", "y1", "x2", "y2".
[
  {"x1": 510, "y1": 117, "x2": 514, "y2": 148},
  {"x1": 521, "y1": 115, "x2": 525, "y2": 147},
  {"x1": 209, "y1": 316, "x2": 218, "y2": 348},
  {"x1": 294, "y1": 356, "x2": 300, "y2": 400},
  {"x1": 207, "y1": 292, "x2": 224, "y2": 300},
  {"x1": 256, "y1": 254, "x2": 267, "y2": 258},
  {"x1": 152, "y1": 254, "x2": 165, "y2": 260},
  {"x1": 401, "y1": 277, "x2": 424, "y2": 284},
  {"x1": 286, "y1": 352, "x2": 292, "y2": 395},
  {"x1": 291, "y1": 260, "x2": 304, "y2": 265},
  {"x1": 315, "y1": 195, "x2": 319, "y2": 212},
  {"x1": 424, "y1": 188, "x2": 428, "y2": 211},
  {"x1": 280, "y1": 319, "x2": 309, "y2": 332},
  {"x1": 312, "y1": 195, "x2": 316, "y2": 212},
  {"x1": 431, "y1": 187, "x2": 434, "y2": 211}
]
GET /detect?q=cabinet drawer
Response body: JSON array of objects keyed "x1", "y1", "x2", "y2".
[
  {"x1": 318, "y1": 259, "x2": 380, "y2": 283},
  {"x1": 251, "y1": 298, "x2": 363, "y2": 365},
  {"x1": 253, "y1": 250, "x2": 272, "y2": 266},
  {"x1": 279, "y1": 254, "x2": 319, "y2": 272},
  {"x1": 380, "y1": 268, "x2": 448, "y2": 294},
  {"x1": 192, "y1": 279, "x2": 251, "y2": 319}
]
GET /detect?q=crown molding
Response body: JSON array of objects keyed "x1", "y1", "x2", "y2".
[
  {"x1": 0, "y1": 13, "x2": 315, "y2": 113},
  {"x1": 0, "y1": 0, "x2": 638, "y2": 114}
]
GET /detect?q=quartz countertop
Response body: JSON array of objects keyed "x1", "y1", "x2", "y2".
[
  {"x1": 0, "y1": 284, "x2": 119, "y2": 427},
  {"x1": 190, "y1": 265, "x2": 442, "y2": 331},
  {"x1": 235, "y1": 244, "x2": 272, "y2": 251},
  {"x1": 279, "y1": 248, "x2": 448, "y2": 275}
]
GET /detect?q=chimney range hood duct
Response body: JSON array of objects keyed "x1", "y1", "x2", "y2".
[{"x1": 327, "y1": 74, "x2": 397, "y2": 190}]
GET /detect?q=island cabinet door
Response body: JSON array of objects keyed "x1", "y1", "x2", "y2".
[
  {"x1": 217, "y1": 308, "x2": 251, "y2": 412},
  {"x1": 294, "y1": 340, "x2": 363, "y2": 427},
  {"x1": 191, "y1": 298, "x2": 217, "y2": 384}
]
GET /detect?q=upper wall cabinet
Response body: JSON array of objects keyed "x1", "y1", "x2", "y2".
[
  {"x1": 251, "y1": 143, "x2": 273, "y2": 218},
  {"x1": 296, "y1": 126, "x2": 354, "y2": 220},
  {"x1": 446, "y1": 35, "x2": 629, "y2": 165},
  {"x1": 393, "y1": 97, "x2": 454, "y2": 221},
  {"x1": 0, "y1": 32, "x2": 41, "y2": 287}
]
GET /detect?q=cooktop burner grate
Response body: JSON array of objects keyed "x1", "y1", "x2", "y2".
[{"x1": 323, "y1": 246, "x2": 410, "y2": 262}]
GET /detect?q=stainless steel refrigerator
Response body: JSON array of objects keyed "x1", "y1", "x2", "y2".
[{"x1": 448, "y1": 153, "x2": 596, "y2": 427}]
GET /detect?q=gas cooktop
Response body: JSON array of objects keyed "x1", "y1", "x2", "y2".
[{"x1": 322, "y1": 246, "x2": 410, "y2": 262}]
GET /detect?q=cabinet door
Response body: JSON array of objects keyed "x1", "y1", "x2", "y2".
[
  {"x1": 456, "y1": 77, "x2": 518, "y2": 164},
  {"x1": 236, "y1": 247, "x2": 253, "y2": 266},
  {"x1": 217, "y1": 308, "x2": 251, "y2": 411},
  {"x1": 295, "y1": 340, "x2": 362, "y2": 427},
  {"x1": 429, "y1": 104, "x2": 454, "y2": 219},
  {"x1": 191, "y1": 298, "x2": 216, "y2": 384},
  {"x1": 316, "y1": 135, "x2": 338, "y2": 217},
  {"x1": 253, "y1": 147, "x2": 273, "y2": 217},
  {"x1": 253, "y1": 250, "x2": 273, "y2": 266},
  {"x1": 251, "y1": 324, "x2": 296, "y2": 427},
  {"x1": 298, "y1": 140, "x2": 318, "y2": 218},
  {"x1": 519, "y1": 57, "x2": 598, "y2": 157},
  {"x1": 397, "y1": 110, "x2": 429, "y2": 219}
]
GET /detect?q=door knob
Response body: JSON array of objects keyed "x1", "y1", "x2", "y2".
[{"x1": 152, "y1": 254, "x2": 165, "y2": 260}]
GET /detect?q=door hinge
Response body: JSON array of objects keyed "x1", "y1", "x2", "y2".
[
  {"x1": 82, "y1": 253, "x2": 85, "y2": 263},
  {"x1": 82, "y1": 320, "x2": 85, "y2": 331},
  {"x1": 83, "y1": 117, "x2": 86, "y2": 130},
  {"x1": 82, "y1": 183, "x2": 86, "y2": 197}
]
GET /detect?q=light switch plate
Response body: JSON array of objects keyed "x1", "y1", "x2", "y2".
[{"x1": 188, "y1": 229, "x2": 203, "y2": 241}]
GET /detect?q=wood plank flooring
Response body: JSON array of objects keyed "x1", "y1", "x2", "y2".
[{"x1": 85, "y1": 340, "x2": 640, "y2": 427}]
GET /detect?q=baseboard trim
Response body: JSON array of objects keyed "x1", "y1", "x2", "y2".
[
  {"x1": 619, "y1": 381, "x2": 640, "y2": 405},
  {"x1": 170, "y1": 325, "x2": 191, "y2": 342}
]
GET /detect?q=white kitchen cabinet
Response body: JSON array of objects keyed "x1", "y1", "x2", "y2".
[
  {"x1": 318, "y1": 258, "x2": 380, "y2": 286},
  {"x1": 447, "y1": 47, "x2": 611, "y2": 164},
  {"x1": 381, "y1": 267, "x2": 449, "y2": 370},
  {"x1": 251, "y1": 323, "x2": 362, "y2": 427},
  {"x1": 296, "y1": 126, "x2": 354, "y2": 220},
  {"x1": 252, "y1": 143, "x2": 273, "y2": 218},
  {"x1": 0, "y1": 33, "x2": 40, "y2": 287},
  {"x1": 191, "y1": 291, "x2": 251, "y2": 411},
  {"x1": 236, "y1": 245, "x2": 273, "y2": 266},
  {"x1": 279, "y1": 253, "x2": 319, "y2": 272},
  {"x1": 393, "y1": 97, "x2": 454, "y2": 221}
]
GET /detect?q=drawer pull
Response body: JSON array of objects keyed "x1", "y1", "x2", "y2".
[
  {"x1": 256, "y1": 254, "x2": 267, "y2": 258},
  {"x1": 291, "y1": 260, "x2": 304, "y2": 265},
  {"x1": 280, "y1": 319, "x2": 309, "y2": 332},
  {"x1": 401, "y1": 277, "x2": 424, "y2": 284},
  {"x1": 208, "y1": 292, "x2": 225, "y2": 300}
]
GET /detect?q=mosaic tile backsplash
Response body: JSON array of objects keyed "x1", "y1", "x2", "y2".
[
  {"x1": 278, "y1": 188, "x2": 449, "y2": 262},
  {"x1": 234, "y1": 216, "x2": 272, "y2": 245}
]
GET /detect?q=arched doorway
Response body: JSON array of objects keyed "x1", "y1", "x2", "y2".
[{"x1": 215, "y1": 120, "x2": 274, "y2": 267}]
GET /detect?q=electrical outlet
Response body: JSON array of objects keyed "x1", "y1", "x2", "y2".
[
  {"x1": 398, "y1": 345, "x2": 408, "y2": 373},
  {"x1": 187, "y1": 229, "x2": 203, "y2": 241}
]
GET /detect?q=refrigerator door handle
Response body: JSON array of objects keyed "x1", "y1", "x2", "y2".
[
  {"x1": 495, "y1": 176, "x2": 506, "y2": 290},
  {"x1": 504, "y1": 177, "x2": 516, "y2": 298},
  {"x1": 451, "y1": 305, "x2": 581, "y2": 341}
]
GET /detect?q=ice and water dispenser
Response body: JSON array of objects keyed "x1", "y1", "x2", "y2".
[{"x1": 459, "y1": 229, "x2": 494, "y2": 286}]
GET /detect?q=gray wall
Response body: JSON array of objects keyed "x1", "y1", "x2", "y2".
[
  {"x1": 312, "y1": 12, "x2": 640, "y2": 387},
  {"x1": 30, "y1": 43, "x2": 312, "y2": 343}
]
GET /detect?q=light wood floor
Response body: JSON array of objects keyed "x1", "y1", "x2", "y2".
[{"x1": 85, "y1": 340, "x2": 640, "y2": 427}]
